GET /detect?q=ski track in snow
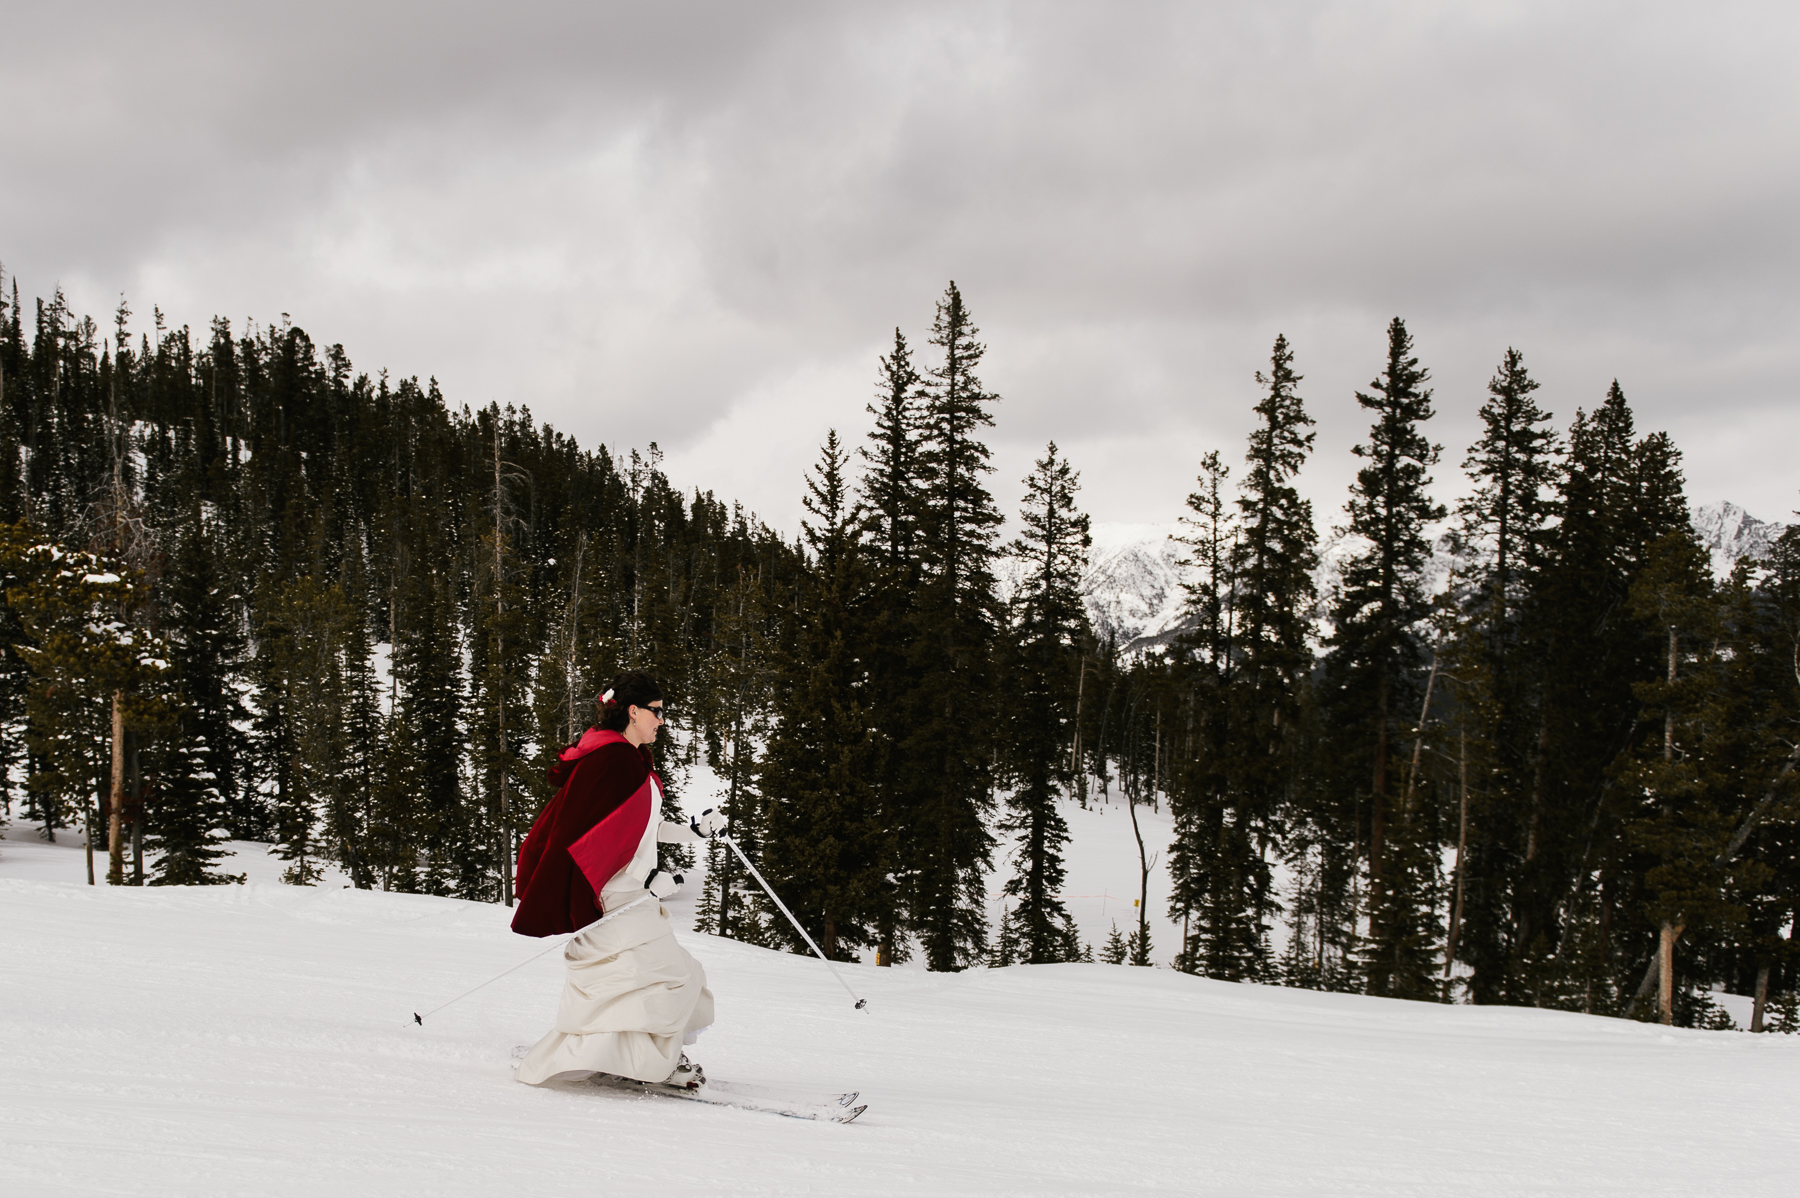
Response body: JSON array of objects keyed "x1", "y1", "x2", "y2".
[{"x1": 5, "y1": 824, "x2": 1799, "y2": 1196}]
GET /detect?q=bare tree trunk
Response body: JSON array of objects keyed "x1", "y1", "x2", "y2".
[
  {"x1": 1751, "y1": 962, "x2": 1770, "y2": 1033},
  {"x1": 84, "y1": 798, "x2": 96, "y2": 886},
  {"x1": 107, "y1": 693, "x2": 125, "y2": 885},
  {"x1": 1658, "y1": 921, "x2": 1683, "y2": 1026},
  {"x1": 494, "y1": 427, "x2": 513, "y2": 907},
  {"x1": 1370, "y1": 670, "x2": 1390, "y2": 907},
  {"x1": 1152, "y1": 709, "x2": 1162, "y2": 815},
  {"x1": 1663, "y1": 625, "x2": 1676, "y2": 759},
  {"x1": 1402, "y1": 654, "x2": 1438, "y2": 813},
  {"x1": 1126, "y1": 778, "x2": 1154, "y2": 963},
  {"x1": 1655, "y1": 629, "x2": 1678, "y2": 1023},
  {"x1": 1517, "y1": 716, "x2": 1550, "y2": 955},
  {"x1": 1444, "y1": 728, "x2": 1469, "y2": 982},
  {"x1": 563, "y1": 531, "x2": 587, "y2": 744},
  {"x1": 129, "y1": 730, "x2": 143, "y2": 885},
  {"x1": 1070, "y1": 658, "x2": 1086, "y2": 807}
]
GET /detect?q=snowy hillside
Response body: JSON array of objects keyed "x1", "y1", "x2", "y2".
[{"x1": 6, "y1": 825, "x2": 1800, "y2": 1196}]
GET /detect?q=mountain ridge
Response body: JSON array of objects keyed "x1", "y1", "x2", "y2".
[{"x1": 1073, "y1": 500, "x2": 1788, "y2": 655}]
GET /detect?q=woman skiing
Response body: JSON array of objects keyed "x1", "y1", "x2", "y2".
[{"x1": 510, "y1": 670, "x2": 725, "y2": 1089}]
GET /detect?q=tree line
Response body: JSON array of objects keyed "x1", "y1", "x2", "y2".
[{"x1": 0, "y1": 269, "x2": 1793, "y2": 1029}]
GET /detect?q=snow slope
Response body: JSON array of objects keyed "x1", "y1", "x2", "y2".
[{"x1": 5, "y1": 835, "x2": 1799, "y2": 1195}]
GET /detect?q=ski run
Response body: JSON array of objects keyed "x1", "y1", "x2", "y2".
[{"x1": 4, "y1": 821, "x2": 1799, "y2": 1197}]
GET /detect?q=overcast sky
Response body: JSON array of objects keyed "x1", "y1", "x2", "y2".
[{"x1": 5, "y1": 1, "x2": 1796, "y2": 535}]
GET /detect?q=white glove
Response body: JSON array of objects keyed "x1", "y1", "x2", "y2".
[
  {"x1": 689, "y1": 808, "x2": 728, "y2": 839},
  {"x1": 644, "y1": 868, "x2": 683, "y2": 899}
]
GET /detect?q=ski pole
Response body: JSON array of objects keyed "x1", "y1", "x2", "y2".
[
  {"x1": 413, "y1": 936, "x2": 566, "y2": 1026},
  {"x1": 721, "y1": 834, "x2": 868, "y2": 1010},
  {"x1": 412, "y1": 894, "x2": 654, "y2": 1025}
]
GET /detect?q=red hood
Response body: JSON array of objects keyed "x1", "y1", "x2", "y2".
[{"x1": 561, "y1": 727, "x2": 626, "y2": 762}]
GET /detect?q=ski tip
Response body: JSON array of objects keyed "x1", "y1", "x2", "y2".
[
  {"x1": 836, "y1": 1092, "x2": 860, "y2": 1107},
  {"x1": 838, "y1": 1104, "x2": 868, "y2": 1124}
]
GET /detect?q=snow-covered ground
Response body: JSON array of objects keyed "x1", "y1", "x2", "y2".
[
  {"x1": 988, "y1": 791, "x2": 1184, "y2": 962},
  {"x1": 6, "y1": 819, "x2": 1799, "y2": 1196}
]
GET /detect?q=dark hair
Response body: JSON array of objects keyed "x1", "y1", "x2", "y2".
[{"x1": 597, "y1": 670, "x2": 664, "y2": 733}]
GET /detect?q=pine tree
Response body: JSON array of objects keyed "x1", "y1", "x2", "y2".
[
  {"x1": 1510, "y1": 384, "x2": 1681, "y2": 1004},
  {"x1": 393, "y1": 540, "x2": 466, "y2": 897},
  {"x1": 1323, "y1": 317, "x2": 1445, "y2": 997},
  {"x1": 1127, "y1": 922, "x2": 1153, "y2": 967},
  {"x1": 858, "y1": 327, "x2": 927, "y2": 965},
  {"x1": 1167, "y1": 451, "x2": 1237, "y2": 974},
  {"x1": 5, "y1": 533, "x2": 173, "y2": 879},
  {"x1": 1449, "y1": 347, "x2": 1559, "y2": 1001},
  {"x1": 903, "y1": 283, "x2": 1003, "y2": 971},
  {"x1": 705, "y1": 543, "x2": 776, "y2": 944},
  {"x1": 472, "y1": 406, "x2": 533, "y2": 904},
  {"x1": 1100, "y1": 921, "x2": 1128, "y2": 965},
  {"x1": 1616, "y1": 525, "x2": 1736, "y2": 1023},
  {"x1": 151, "y1": 504, "x2": 246, "y2": 884},
  {"x1": 1178, "y1": 335, "x2": 1321, "y2": 982},
  {"x1": 759, "y1": 432, "x2": 887, "y2": 960},
  {"x1": 997, "y1": 442, "x2": 1091, "y2": 964}
]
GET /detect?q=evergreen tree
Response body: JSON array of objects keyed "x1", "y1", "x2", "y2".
[
  {"x1": 760, "y1": 432, "x2": 887, "y2": 960},
  {"x1": 997, "y1": 442, "x2": 1091, "y2": 964},
  {"x1": 1509, "y1": 384, "x2": 1684, "y2": 1004},
  {"x1": 1179, "y1": 335, "x2": 1321, "y2": 982},
  {"x1": 151, "y1": 504, "x2": 246, "y2": 884},
  {"x1": 903, "y1": 283, "x2": 1004, "y2": 971},
  {"x1": 1449, "y1": 347, "x2": 1559, "y2": 1001},
  {"x1": 394, "y1": 543, "x2": 466, "y2": 897},
  {"x1": 1166, "y1": 451, "x2": 1236, "y2": 974},
  {"x1": 858, "y1": 327, "x2": 927, "y2": 965},
  {"x1": 705, "y1": 550, "x2": 776, "y2": 944},
  {"x1": 1323, "y1": 317, "x2": 1445, "y2": 996},
  {"x1": 471, "y1": 406, "x2": 533, "y2": 904},
  {"x1": 1100, "y1": 921, "x2": 1128, "y2": 965},
  {"x1": 4, "y1": 532, "x2": 172, "y2": 875}
]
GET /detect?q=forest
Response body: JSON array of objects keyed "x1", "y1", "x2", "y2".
[{"x1": 1, "y1": 269, "x2": 1795, "y2": 1031}]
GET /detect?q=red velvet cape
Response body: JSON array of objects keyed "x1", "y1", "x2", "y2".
[{"x1": 511, "y1": 728, "x2": 659, "y2": 937}]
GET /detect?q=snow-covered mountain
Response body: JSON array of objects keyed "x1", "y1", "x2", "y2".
[
  {"x1": 1691, "y1": 500, "x2": 1789, "y2": 579},
  {"x1": 1080, "y1": 502, "x2": 1788, "y2": 655},
  {"x1": 1081, "y1": 522, "x2": 1190, "y2": 653}
]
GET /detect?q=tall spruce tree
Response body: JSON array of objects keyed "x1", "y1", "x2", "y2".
[
  {"x1": 472, "y1": 406, "x2": 532, "y2": 904},
  {"x1": 857, "y1": 328, "x2": 927, "y2": 964},
  {"x1": 905, "y1": 283, "x2": 1003, "y2": 971},
  {"x1": 1448, "y1": 347, "x2": 1559, "y2": 1001},
  {"x1": 1194, "y1": 336, "x2": 1321, "y2": 981},
  {"x1": 1323, "y1": 317, "x2": 1445, "y2": 997},
  {"x1": 996, "y1": 441, "x2": 1091, "y2": 965},
  {"x1": 1167, "y1": 450, "x2": 1237, "y2": 974},
  {"x1": 760, "y1": 432, "x2": 887, "y2": 960},
  {"x1": 153, "y1": 503, "x2": 246, "y2": 884},
  {"x1": 1508, "y1": 384, "x2": 1648, "y2": 1001}
]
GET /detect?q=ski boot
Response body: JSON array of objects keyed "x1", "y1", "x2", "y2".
[{"x1": 663, "y1": 1053, "x2": 706, "y2": 1090}]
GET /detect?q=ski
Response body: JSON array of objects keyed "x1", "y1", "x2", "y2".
[{"x1": 585, "y1": 1073, "x2": 867, "y2": 1123}]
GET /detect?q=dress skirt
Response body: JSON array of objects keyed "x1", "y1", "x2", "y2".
[{"x1": 513, "y1": 899, "x2": 715, "y2": 1085}]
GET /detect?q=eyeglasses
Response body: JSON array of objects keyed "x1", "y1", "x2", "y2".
[{"x1": 641, "y1": 705, "x2": 666, "y2": 722}]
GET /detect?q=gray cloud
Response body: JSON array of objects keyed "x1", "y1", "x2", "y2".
[{"x1": 5, "y1": 0, "x2": 1796, "y2": 532}]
